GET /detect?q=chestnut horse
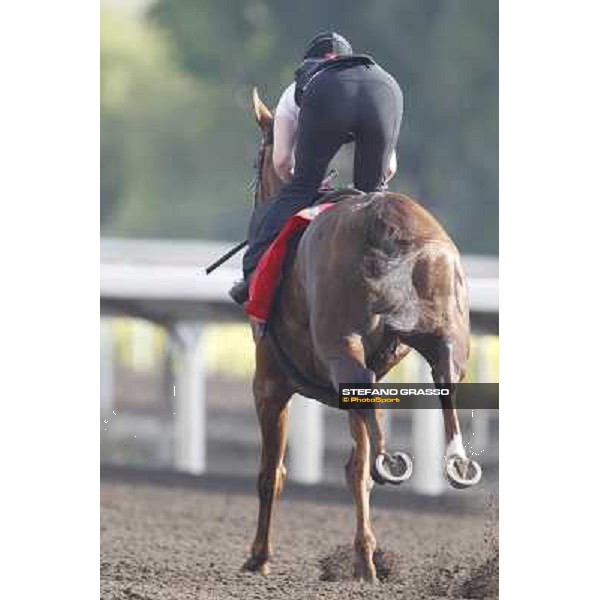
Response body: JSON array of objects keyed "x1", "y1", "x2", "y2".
[{"x1": 243, "y1": 89, "x2": 481, "y2": 582}]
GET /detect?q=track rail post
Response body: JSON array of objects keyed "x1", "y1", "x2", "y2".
[
  {"x1": 472, "y1": 336, "x2": 491, "y2": 450},
  {"x1": 100, "y1": 318, "x2": 115, "y2": 417},
  {"x1": 288, "y1": 395, "x2": 324, "y2": 484},
  {"x1": 173, "y1": 323, "x2": 207, "y2": 475},
  {"x1": 411, "y1": 355, "x2": 445, "y2": 495}
]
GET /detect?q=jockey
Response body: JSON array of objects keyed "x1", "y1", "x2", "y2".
[{"x1": 230, "y1": 31, "x2": 403, "y2": 304}]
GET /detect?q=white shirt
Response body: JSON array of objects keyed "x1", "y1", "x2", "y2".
[{"x1": 275, "y1": 83, "x2": 300, "y2": 124}]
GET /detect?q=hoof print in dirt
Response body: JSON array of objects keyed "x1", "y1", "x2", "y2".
[{"x1": 319, "y1": 545, "x2": 396, "y2": 583}]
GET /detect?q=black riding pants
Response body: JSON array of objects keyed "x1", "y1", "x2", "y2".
[{"x1": 243, "y1": 63, "x2": 403, "y2": 279}]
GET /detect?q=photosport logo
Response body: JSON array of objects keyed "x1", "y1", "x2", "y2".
[{"x1": 338, "y1": 383, "x2": 499, "y2": 409}]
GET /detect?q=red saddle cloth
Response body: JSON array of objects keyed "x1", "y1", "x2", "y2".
[{"x1": 245, "y1": 203, "x2": 335, "y2": 322}]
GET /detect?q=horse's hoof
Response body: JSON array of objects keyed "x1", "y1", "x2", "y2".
[
  {"x1": 373, "y1": 452, "x2": 413, "y2": 485},
  {"x1": 353, "y1": 560, "x2": 378, "y2": 583},
  {"x1": 242, "y1": 556, "x2": 270, "y2": 576},
  {"x1": 354, "y1": 571, "x2": 379, "y2": 584},
  {"x1": 445, "y1": 455, "x2": 482, "y2": 489}
]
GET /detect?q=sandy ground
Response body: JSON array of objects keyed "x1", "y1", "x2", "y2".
[{"x1": 101, "y1": 473, "x2": 498, "y2": 600}]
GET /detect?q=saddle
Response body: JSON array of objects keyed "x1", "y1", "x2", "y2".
[
  {"x1": 314, "y1": 186, "x2": 363, "y2": 205},
  {"x1": 245, "y1": 188, "x2": 363, "y2": 323}
]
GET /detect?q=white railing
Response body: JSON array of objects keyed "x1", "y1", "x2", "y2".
[{"x1": 100, "y1": 238, "x2": 498, "y2": 494}]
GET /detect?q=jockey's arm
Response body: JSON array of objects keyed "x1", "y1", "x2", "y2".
[{"x1": 273, "y1": 114, "x2": 296, "y2": 183}]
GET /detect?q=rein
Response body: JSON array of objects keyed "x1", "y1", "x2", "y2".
[{"x1": 252, "y1": 125, "x2": 274, "y2": 207}]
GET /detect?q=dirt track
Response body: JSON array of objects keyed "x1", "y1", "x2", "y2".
[{"x1": 101, "y1": 474, "x2": 498, "y2": 600}]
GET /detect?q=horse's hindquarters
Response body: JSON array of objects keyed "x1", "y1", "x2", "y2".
[{"x1": 270, "y1": 192, "x2": 471, "y2": 394}]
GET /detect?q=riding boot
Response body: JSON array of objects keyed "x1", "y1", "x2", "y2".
[
  {"x1": 229, "y1": 279, "x2": 250, "y2": 304},
  {"x1": 229, "y1": 181, "x2": 319, "y2": 305},
  {"x1": 229, "y1": 230, "x2": 279, "y2": 305},
  {"x1": 228, "y1": 201, "x2": 277, "y2": 305}
]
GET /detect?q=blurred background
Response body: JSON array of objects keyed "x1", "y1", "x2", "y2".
[
  {"x1": 100, "y1": 0, "x2": 498, "y2": 497},
  {"x1": 101, "y1": 0, "x2": 498, "y2": 253}
]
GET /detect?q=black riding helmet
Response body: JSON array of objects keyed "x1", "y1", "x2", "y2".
[{"x1": 303, "y1": 32, "x2": 353, "y2": 59}]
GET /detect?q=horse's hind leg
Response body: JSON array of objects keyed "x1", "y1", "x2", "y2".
[
  {"x1": 346, "y1": 410, "x2": 378, "y2": 582},
  {"x1": 329, "y1": 335, "x2": 412, "y2": 485},
  {"x1": 243, "y1": 340, "x2": 292, "y2": 575},
  {"x1": 421, "y1": 335, "x2": 482, "y2": 488}
]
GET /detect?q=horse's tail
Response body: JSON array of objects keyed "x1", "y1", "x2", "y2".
[
  {"x1": 361, "y1": 193, "x2": 464, "y2": 325},
  {"x1": 361, "y1": 194, "x2": 414, "y2": 318},
  {"x1": 363, "y1": 193, "x2": 413, "y2": 263}
]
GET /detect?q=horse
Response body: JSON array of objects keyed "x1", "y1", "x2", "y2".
[{"x1": 242, "y1": 88, "x2": 482, "y2": 582}]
